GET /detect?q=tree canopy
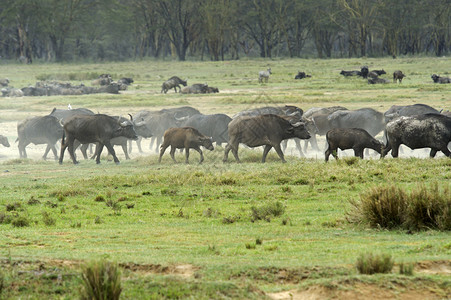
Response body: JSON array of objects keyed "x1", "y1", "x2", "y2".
[{"x1": 0, "y1": 0, "x2": 449, "y2": 62}]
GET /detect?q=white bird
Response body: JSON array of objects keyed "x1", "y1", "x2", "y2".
[{"x1": 68, "y1": 104, "x2": 72, "y2": 110}]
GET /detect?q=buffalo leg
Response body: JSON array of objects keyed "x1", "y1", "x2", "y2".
[
  {"x1": 158, "y1": 144, "x2": 169, "y2": 163},
  {"x1": 169, "y1": 146, "x2": 177, "y2": 163},
  {"x1": 184, "y1": 148, "x2": 190, "y2": 163},
  {"x1": 272, "y1": 144, "x2": 286, "y2": 163},
  {"x1": 67, "y1": 138, "x2": 79, "y2": 164},
  {"x1": 50, "y1": 145, "x2": 58, "y2": 160},
  {"x1": 121, "y1": 143, "x2": 130, "y2": 159},
  {"x1": 229, "y1": 141, "x2": 241, "y2": 163},
  {"x1": 293, "y1": 138, "x2": 305, "y2": 157},
  {"x1": 191, "y1": 146, "x2": 204, "y2": 164},
  {"x1": 390, "y1": 143, "x2": 400, "y2": 158},
  {"x1": 42, "y1": 144, "x2": 52, "y2": 160},
  {"x1": 354, "y1": 148, "x2": 364, "y2": 159},
  {"x1": 80, "y1": 143, "x2": 89, "y2": 159},
  {"x1": 223, "y1": 144, "x2": 231, "y2": 162},
  {"x1": 262, "y1": 145, "x2": 273, "y2": 163},
  {"x1": 104, "y1": 142, "x2": 119, "y2": 164}
]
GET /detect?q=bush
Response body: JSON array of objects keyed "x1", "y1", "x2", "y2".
[
  {"x1": 80, "y1": 260, "x2": 122, "y2": 300},
  {"x1": 399, "y1": 262, "x2": 415, "y2": 276},
  {"x1": 250, "y1": 201, "x2": 285, "y2": 222},
  {"x1": 356, "y1": 252, "x2": 394, "y2": 275},
  {"x1": 347, "y1": 183, "x2": 450, "y2": 231},
  {"x1": 42, "y1": 211, "x2": 56, "y2": 226},
  {"x1": 11, "y1": 215, "x2": 30, "y2": 227}
]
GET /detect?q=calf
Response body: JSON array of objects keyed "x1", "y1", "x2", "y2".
[
  {"x1": 325, "y1": 128, "x2": 384, "y2": 162},
  {"x1": 431, "y1": 74, "x2": 451, "y2": 84},
  {"x1": 393, "y1": 70, "x2": 406, "y2": 83},
  {"x1": 294, "y1": 71, "x2": 311, "y2": 79},
  {"x1": 159, "y1": 127, "x2": 214, "y2": 164},
  {"x1": 258, "y1": 68, "x2": 272, "y2": 83}
]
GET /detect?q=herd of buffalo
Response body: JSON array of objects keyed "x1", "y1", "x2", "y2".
[{"x1": 0, "y1": 100, "x2": 450, "y2": 164}]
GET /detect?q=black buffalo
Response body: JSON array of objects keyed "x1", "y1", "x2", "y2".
[
  {"x1": 16, "y1": 115, "x2": 63, "y2": 159},
  {"x1": 325, "y1": 128, "x2": 384, "y2": 161},
  {"x1": 393, "y1": 70, "x2": 406, "y2": 83},
  {"x1": 384, "y1": 104, "x2": 440, "y2": 123},
  {"x1": 340, "y1": 70, "x2": 361, "y2": 77},
  {"x1": 223, "y1": 114, "x2": 311, "y2": 163},
  {"x1": 161, "y1": 76, "x2": 187, "y2": 93},
  {"x1": 294, "y1": 71, "x2": 311, "y2": 79},
  {"x1": 233, "y1": 105, "x2": 303, "y2": 119},
  {"x1": 431, "y1": 74, "x2": 451, "y2": 84},
  {"x1": 182, "y1": 114, "x2": 232, "y2": 147},
  {"x1": 383, "y1": 114, "x2": 451, "y2": 158},
  {"x1": 59, "y1": 114, "x2": 138, "y2": 164}
]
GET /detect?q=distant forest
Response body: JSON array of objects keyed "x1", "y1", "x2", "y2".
[{"x1": 1, "y1": 0, "x2": 450, "y2": 62}]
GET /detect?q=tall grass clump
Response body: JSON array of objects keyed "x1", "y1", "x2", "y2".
[
  {"x1": 250, "y1": 201, "x2": 285, "y2": 222},
  {"x1": 80, "y1": 260, "x2": 122, "y2": 300},
  {"x1": 356, "y1": 252, "x2": 394, "y2": 275},
  {"x1": 347, "y1": 183, "x2": 451, "y2": 231},
  {"x1": 347, "y1": 185, "x2": 407, "y2": 229}
]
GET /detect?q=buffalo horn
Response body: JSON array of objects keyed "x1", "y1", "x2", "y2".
[
  {"x1": 292, "y1": 121, "x2": 304, "y2": 127},
  {"x1": 128, "y1": 113, "x2": 133, "y2": 121}
]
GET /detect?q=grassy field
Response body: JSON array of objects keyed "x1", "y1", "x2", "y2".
[{"x1": 0, "y1": 57, "x2": 450, "y2": 299}]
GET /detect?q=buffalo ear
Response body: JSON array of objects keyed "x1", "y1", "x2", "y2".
[{"x1": 286, "y1": 127, "x2": 294, "y2": 134}]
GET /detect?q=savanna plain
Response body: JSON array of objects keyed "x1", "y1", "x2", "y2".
[{"x1": 0, "y1": 57, "x2": 450, "y2": 299}]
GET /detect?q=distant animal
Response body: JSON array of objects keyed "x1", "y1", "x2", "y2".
[
  {"x1": 0, "y1": 135, "x2": 10, "y2": 147},
  {"x1": 59, "y1": 114, "x2": 138, "y2": 164},
  {"x1": 325, "y1": 128, "x2": 384, "y2": 161},
  {"x1": 16, "y1": 115, "x2": 63, "y2": 159},
  {"x1": 206, "y1": 86, "x2": 219, "y2": 93},
  {"x1": 182, "y1": 114, "x2": 232, "y2": 147},
  {"x1": 368, "y1": 78, "x2": 390, "y2": 84},
  {"x1": 368, "y1": 71, "x2": 379, "y2": 79},
  {"x1": 161, "y1": 76, "x2": 187, "y2": 93},
  {"x1": 0, "y1": 78, "x2": 9, "y2": 87},
  {"x1": 431, "y1": 74, "x2": 451, "y2": 84},
  {"x1": 181, "y1": 83, "x2": 209, "y2": 94},
  {"x1": 118, "y1": 78, "x2": 134, "y2": 85},
  {"x1": 383, "y1": 114, "x2": 451, "y2": 158},
  {"x1": 223, "y1": 114, "x2": 311, "y2": 163},
  {"x1": 340, "y1": 70, "x2": 361, "y2": 76},
  {"x1": 393, "y1": 70, "x2": 406, "y2": 83},
  {"x1": 294, "y1": 71, "x2": 311, "y2": 79},
  {"x1": 159, "y1": 127, "x2": 214, "y2": 164},
  {"x1": 360, "y1": 66, "x2": 369, "y2": 78},
  {"x1": 92, "y1": 74, "x2": 112, "y2": 86},
  {"x1": 1, "y1": 87, "x2": 24, "y2": 97},
  {"x1": 258, "y1": 68, "x2": 272, "y2": 83},
  {"x1": 372, "y1": 70, "x2": 386, "y2": 76}
]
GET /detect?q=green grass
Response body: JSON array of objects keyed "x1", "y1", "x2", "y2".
[{"x1": 0, "y1": 57, "x2": 450, "y2": 298}]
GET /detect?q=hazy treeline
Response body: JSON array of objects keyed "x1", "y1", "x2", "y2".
[{"x1": 0, "y1": 0, "x2": 450, "y2": 62}]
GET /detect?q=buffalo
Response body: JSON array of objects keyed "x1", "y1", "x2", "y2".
[
  {"x1": 182, "y1": 114, "x2": 232, "y2": 147},
  {"x1": 340, "y1": 70, "x2": 361, "y2": 77},
  {"x1": 161, "y1": 76, "x2": 187, "y2": 93},
  {"x1": 393, "y1": 70, "x2": 406, "y2": 83},
  {"x1": 431, "y1": 74, "x2": 451, "y2": 84},
  {"x1": 294, "y1": 71, "x2": 311, "y2": 79},
  {"x1": 325, "y1": 128, "x2": 384, "y2": 161},
  {"x1": 159, "y1": 127, "x2": 214, "y2": 164},
  {"x1": 223, "y1": 114, "x2": 311, "y2": 163},
  {"x1": 59, "y1": 114, "x2": 138, "y2": 164},
  {"x1": 384, "y1": 104, "x2": 440, "y2": 123},
  {"x1": 16, "y1": 115, "x2": 63, "y2": 159},
  {"x1": 181, "y1": 83, "x2": 209, "y2": 94},
  {"x1": 233, "y1": 105, "x2": 303, "y2": 119},
  {"x1": 368, "y1": 78, "x2": 390, "y2": 84},
  {"x1": 327, "y1": 108, "x2": 385, "y2": 138},
  {"x1": 383, "y1": 114, "x2": 451, "y2": 158}
]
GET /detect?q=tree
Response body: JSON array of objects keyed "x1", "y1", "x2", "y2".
[{"x1": 156, "y1": 0, "x2": 202, "y2": 61}]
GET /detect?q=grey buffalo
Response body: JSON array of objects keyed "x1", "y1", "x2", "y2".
[
  {"x1": 59, "y1": 114, "x2": 138, "y2": 164},
  {"x1": 182, "y1": 114, "x2": 232, "y2": 147},
  {"x1": 159, "y1": 127, "x2": 214, "y2": 164},
  {"x1": 181, "y1": 83, "x2": 209, "y2": 94},
  {"x1": 340, "y1": 70, "x2": 361, "y2": 77},
  {"x1": 327, "y1": 108, "x2": 385, "y2": 138},
  {"x1": 258, "y1": 68, "x2": 272, "y2": 83},
  {"x1": 384, "y1": 104, "x2": 440, "y2": 123},
  {"x1": 233, "y1": 105, "x2": 303, "y2": 119},
  {"x1": 325, "y1": 128, "x2": 384, "y2": 161},
  {"x1": 383, "y1": 114, "x2": 451, "y2": 158},
  {"x1": 223, "y1": 114, "x2": 311, "y2": 163},
  {"x1": 161, "y1": 76, "x2": 187, "y2": 93},
  {"x1": 16, "y1": 115, "x2": 63, "y2": 159}
]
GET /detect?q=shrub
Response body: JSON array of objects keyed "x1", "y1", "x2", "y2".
[
  {"x1": 42, "y1": 211, "x2": 56, "y2": 226},
  {"x1": 0, "y1": 212, "x2": 12, "y2": 224},
  {"x1": 348, "y1": 183, "x2": 451, "y2": 231},
  {"x1": 356, "y1": 252, "x2": 394, "y2": 275},
  {"x1": 404, "y1": 183, "x2": 451, "y2": 231},
  {"x1": 250, "y1": 201, "x2": 285, "y2": 222},
  {"x1": 11, "y1": 215, "x2": 30, "y2": 227},
  {"x1": 80, "y1": 260, "x2": 122, "y2": 300},
  {"x1": 5, "y1": 202, "x2": 21, "y2": 211}
]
